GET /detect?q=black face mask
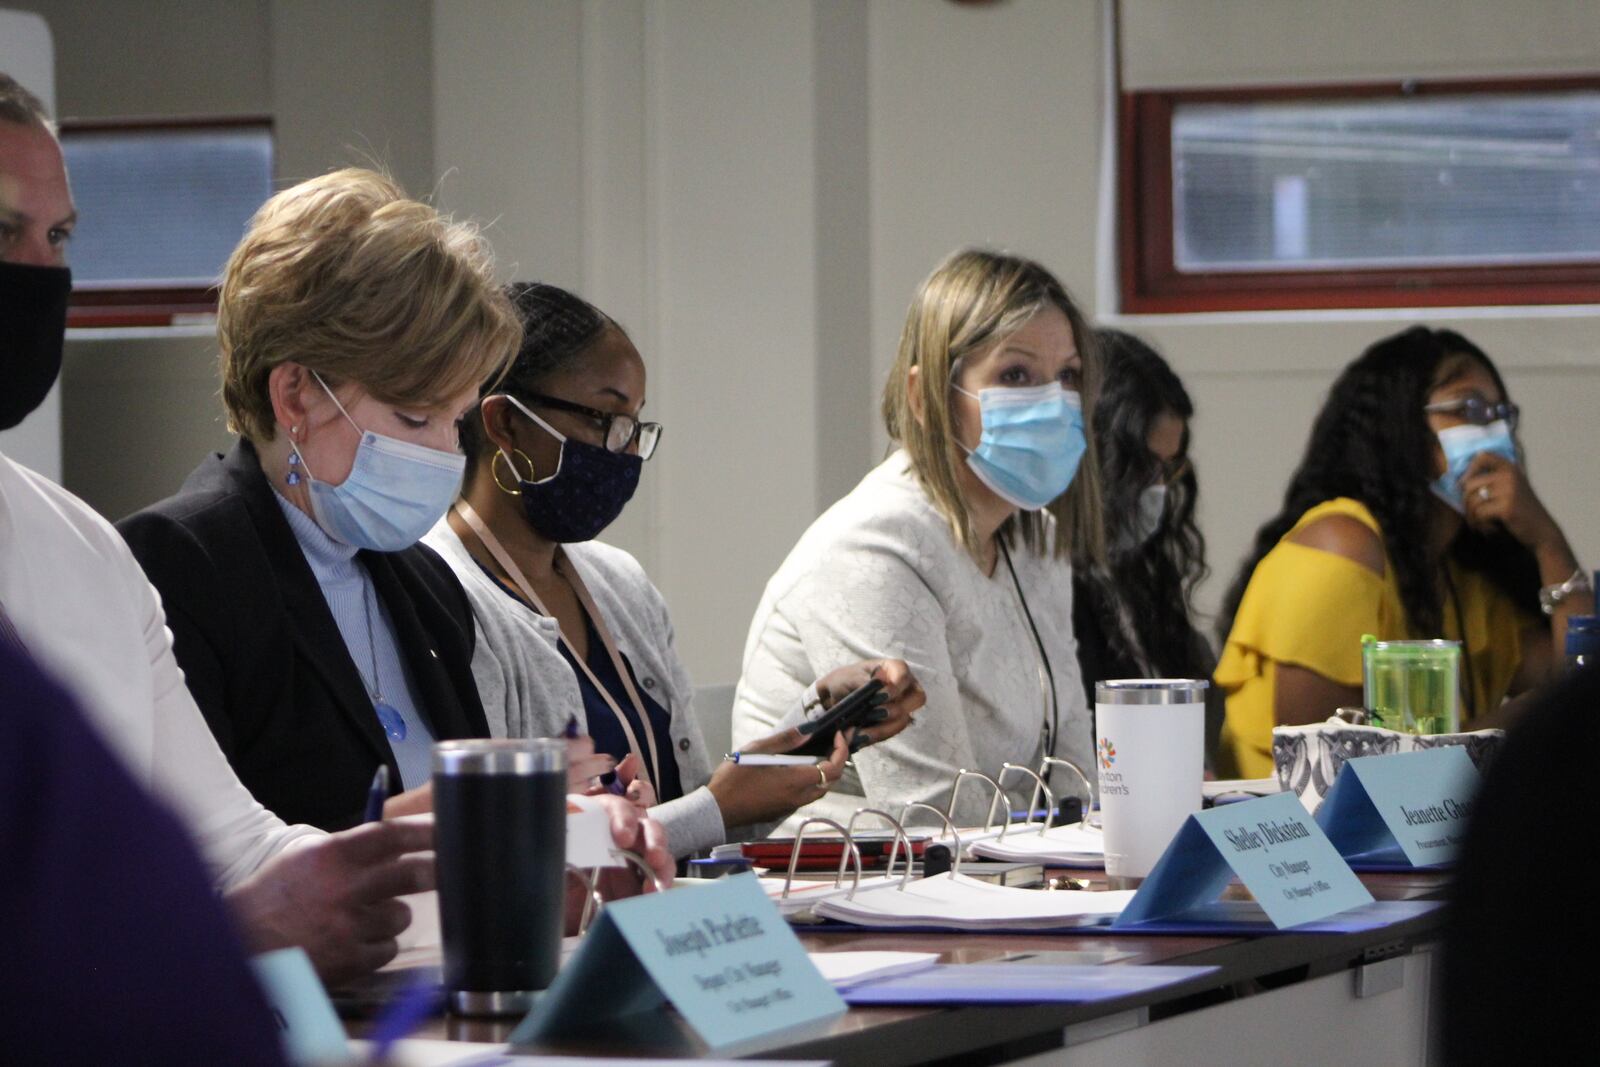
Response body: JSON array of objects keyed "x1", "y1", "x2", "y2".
[
  {"x1": 516, "y1": 434, "x2": 642, "y2": 544},
  {"x1": 0, "y1": 261, "x2": 72, "y2": 431}
]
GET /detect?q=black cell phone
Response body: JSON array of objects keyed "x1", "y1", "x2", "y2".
[{"x1": 790, "y1": 677, "x2": 887, "y2": 757}]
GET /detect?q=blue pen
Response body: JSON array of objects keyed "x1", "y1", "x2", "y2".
[
  {"x1": 366, "y1": 970, "x2": 442, "y2": 1063},
  {"x1": 362, "y1": 764, "x2": 390, "y2": 824}
]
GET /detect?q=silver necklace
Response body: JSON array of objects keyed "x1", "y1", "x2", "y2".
[{"x1": 356, "y1": 582, "x2": 407, "y2": 742}]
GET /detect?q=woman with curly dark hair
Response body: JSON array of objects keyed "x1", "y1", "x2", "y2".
[
  {"x1": 1072, "y1": 330, "x2": 1223, "y2": 763},
  {"x1": 1215, "y1": 326, "x2": 1591, "y2": 778}
]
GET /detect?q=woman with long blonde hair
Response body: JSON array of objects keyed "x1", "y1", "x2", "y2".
[{"x1": 733, "y1": 249, "x2": 1104, "y2": 827}]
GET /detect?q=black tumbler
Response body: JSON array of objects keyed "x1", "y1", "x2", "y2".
[{"x1": 433, "y1": 738, "x2": 567, "y2": 1016}]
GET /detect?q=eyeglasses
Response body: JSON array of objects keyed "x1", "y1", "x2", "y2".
[
  {"x1": 1423, "y1": 396, "x2": 1520, "y2": 430},
  {"x1": 522, "y1": 393, "x2": 663, "y2": 460}
]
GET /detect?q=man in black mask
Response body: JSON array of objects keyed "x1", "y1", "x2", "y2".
[
  {"x1": 1, "y1": 71, "x2": 434, "y2": 987},
  {"x1": 0, "y1": 73, "x2": 73, "y2": 430}
]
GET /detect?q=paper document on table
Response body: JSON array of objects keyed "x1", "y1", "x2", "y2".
[
  {"x1": 923, "y1": 823, "x2": 1009, "y2": 856},
  {"x1": 347, "y1": 1044, "x2": 827, "y2": 1067},
  {"x1": 1202, "y1": 777, "x2": 1283, "y2": 800},
  {"x1": 813, "y1": 873, "x2": 1135, "y2": 931},
  {"x1": 839, "y1": 962, "x2": 1219, "y2": 1005},
  {"x1": 808, "y1": 950, "x2": 941, "y2": 988},
  {"x1": 758, "y1": 872, "x2": 904, "y2": 917},
  {"x1": 968, "y1": 823, "x2": 1105, "y2": 867}
]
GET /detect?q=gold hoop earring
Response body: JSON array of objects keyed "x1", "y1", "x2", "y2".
[{"x1": 491, "y1": 449, "x2": 537, "y2": 496}]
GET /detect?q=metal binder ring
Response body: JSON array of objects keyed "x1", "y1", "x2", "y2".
[
  {"x1": 1036, "y1": 756, "x2": 1097, "y2": 831},
  {"x1": 998, "y1": 763, "x2": 1057, "y2": 839},
  {"x1": 782, "y1": 817, "x2": 862, "y2": 900},
  {"x1": 897, "y1": 802, "x2": 964, "y2": 879},
  {"x1": 565, "y1": 864, "x2": 606, "y2": 935},
  {"x1": 944, "y1": 768, "x2": 1009, "y2": 834},
  {"x1": 845, "y1": 808, "x2": 915, "y2": 897}
]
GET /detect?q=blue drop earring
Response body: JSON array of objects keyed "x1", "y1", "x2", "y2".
[{"x1": 286, "y1": 428, "x2": 303, "y2": 486}]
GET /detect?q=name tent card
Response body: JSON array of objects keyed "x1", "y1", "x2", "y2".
[
  {"x1": 250, "y1": 947, "x2": 349, "y2": 1066},
  {"x1": 1315, "y1": 747, "x2": 1480, "y2": 868},
  {"x1": 511, "y1": 873, "x2": 845, "y2": 1053},
  {"x1": 1116, "y1": 792, "x2": 1373, "y2": 930}
]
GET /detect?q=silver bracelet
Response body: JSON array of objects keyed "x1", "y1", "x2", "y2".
[{"x1": 1539, "y1": 568, "x2": 1591, "y2": 616}]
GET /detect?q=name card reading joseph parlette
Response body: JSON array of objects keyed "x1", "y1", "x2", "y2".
[
  {"x1": 1116, "y1": 792, "x2": 1373, "y2": 930},
  {"x1": 1316, "y1": 747, "x2": 1480, "y2": 868},
  {"x1": 512, "y1": 874, "x2": 845, "y2": 1053},
  {"x1": 250, "y1": 947, "x2": 349, "y2": 1067}
]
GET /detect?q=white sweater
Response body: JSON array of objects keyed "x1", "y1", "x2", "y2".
[
  {"x1": 0, "y1": 452, "x2": 321, "y2": 888},
  {"x1": 733, "y1": 451, "x2": 1095, "y2": 830},
  {"x1": 423, "y1": 520, "x2": 725, "y2": 857}
]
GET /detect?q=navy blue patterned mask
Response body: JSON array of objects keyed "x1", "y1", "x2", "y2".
[{"x1": 502, "y1": 395, "x2": 641, "y2": 543}]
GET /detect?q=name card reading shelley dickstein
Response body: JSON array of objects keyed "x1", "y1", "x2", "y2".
[
  {"x1": 512, "y1": 873, "x2": 844, "y2": 1053},
  {"x1": 1117, "y1": 792, "x2": 1374, "y2": 930},
  {"x1": 1316, "y1": 747, "x2": 1481, "y2": 868}
]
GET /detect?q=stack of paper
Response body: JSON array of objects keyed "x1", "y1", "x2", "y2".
[
  {"x1": 758, "y1": 872, "x2": 905, "y2": 918},
  {"x1": 838, "y1": 962, "x2": 1219, "y2": 1006},
  {"x1": 807, "y1": 951, "x2": 941, "y2": 989},
  {"x1": 1202, "y1": 777, "x2": 1283, "y2": 801},
  {"x1": 812, "y1": 873, "x2": 1135, "y2": 931},
  {"x1": 967, "y1": 823, "x2": 1105, "y2": 867}
]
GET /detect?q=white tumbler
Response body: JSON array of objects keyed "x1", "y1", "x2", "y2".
[{"x1": 1094, "y1": 679, "x2": 1208, "y2": 887}]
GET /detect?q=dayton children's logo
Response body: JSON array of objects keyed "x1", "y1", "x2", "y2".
[{"x1": 1097, "y1": 736, "x2": 1116, "y2": 770}]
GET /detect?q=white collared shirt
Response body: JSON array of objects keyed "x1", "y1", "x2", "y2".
[{"x1": 0, "y1": 451, "x2": 322, "y2": 887}]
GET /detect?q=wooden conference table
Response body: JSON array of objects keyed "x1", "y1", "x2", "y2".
[{"x1": 346, "y1": 868, "x2": 1448, "y2": 1065}]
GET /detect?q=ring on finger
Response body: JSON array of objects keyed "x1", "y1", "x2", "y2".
[{"x1": 815, "y1": 763, "x2": 828, "y2": 790}]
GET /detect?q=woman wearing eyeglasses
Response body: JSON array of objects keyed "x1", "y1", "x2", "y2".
[
  {"x1": 424, "y1": 283, "x2": 924, "y2": 857},
  {"x1": 1215, "y1": 326, "x2": 1592, "y2": 779},
  {"x1": 1072, "y1": 330, "x2": 1223, "y2": 765}
]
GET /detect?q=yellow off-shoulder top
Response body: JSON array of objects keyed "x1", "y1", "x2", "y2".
[{"x1": 1216, "y1": 497, "x2": 1529, "y2": 778}]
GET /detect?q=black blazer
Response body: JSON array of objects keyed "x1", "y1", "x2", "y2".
[{"x1": 118, "y1": 439, "x2": 488, "y2": 831}]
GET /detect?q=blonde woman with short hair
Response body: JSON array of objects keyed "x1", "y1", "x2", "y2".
[
  {"x1": 733, "y1": 249, "x2": 1104, "y2": 828},
  {"x1": 118, "y1": 168, "x2": 520, "y2": 830}
]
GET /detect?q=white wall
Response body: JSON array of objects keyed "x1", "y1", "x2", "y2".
[
  {"x1": 432, "y1": 0, "x2": 856, "y2": 684},
  {"x1": 23, "y1": 0, "x2": 1600, "y2": 679},
  {"x1": 19, "y1": 0, "x2": 438, "y2": 517}
]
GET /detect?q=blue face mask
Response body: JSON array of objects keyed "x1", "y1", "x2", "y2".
[
  {"x1": 292, "y1": 375, "x2": 466, "y2": 551},
  {"x1": 500, "y1": 395, "x2": 642, "y2": 544},
  {"x1": 954, "y1": 382, "x2": 1086, "y2": 510},
  {"x1": 1430, "y1": 419, "x2": 1517, "y2": 513}
]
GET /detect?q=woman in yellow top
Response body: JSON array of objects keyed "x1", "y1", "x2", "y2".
[{"x1": 1216, "y1": 326, "x2": 1592, "y2": 779}]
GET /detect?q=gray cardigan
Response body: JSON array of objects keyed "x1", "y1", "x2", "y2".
[{"x1": 423, "y1": 520, "x2": 725, "y2": 856}]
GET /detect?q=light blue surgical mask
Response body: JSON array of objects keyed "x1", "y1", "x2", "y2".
[
  {"x1": 292, "y1": 375, "x2": 467, "y2": 551},
  {"x1": 1430, "y1": 419, "x2": 1517, "y2": 513},
  {"x1": 954, "y1": 382, "x2": 1086, "y2": 510}
]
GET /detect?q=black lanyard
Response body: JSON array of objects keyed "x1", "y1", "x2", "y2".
[{"x1": 999, "y1": 541, "x2": 1060, "y2": 774}]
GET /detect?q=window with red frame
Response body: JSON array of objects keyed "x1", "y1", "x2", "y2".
[
  {"x1": 58, "y1": 117, "x2": 273, "y2": 327},
  {"x1": 1120, "y1": 78, "x2": 1600, "y2": 313}
]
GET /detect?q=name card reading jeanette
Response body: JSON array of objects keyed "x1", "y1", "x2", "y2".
[
  {"x1": 1315, "y1": 747, "x2": 1480, "y2": 868},
  {"x1": 512, "y1": 874, "x2": 844, "y2": 1052},
  {"x1": 1116, "y1": 792, "x2": 1373, "y2": 930}
]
